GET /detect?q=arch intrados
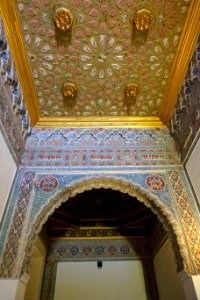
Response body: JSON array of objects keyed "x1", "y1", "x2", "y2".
[{"x1": 21, "y1": 177, "x2": 186, "y2": 276}]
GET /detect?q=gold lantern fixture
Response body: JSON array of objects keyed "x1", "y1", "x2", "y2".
[
  {"x1": 124, "y1": 83, "x2": 138, "y2": 97},
  {"x1": 124, "y1": 83, "x2": 139, "y2": 104},
  {"x1": 135, "y1": 9, "x2": 152, "y2": 32},
  {"x1": 54, "y1": 7, "x2": 73, "y2": 32},
  {"x1": 63, "y1": 82, "x2": 77, "y2": 106}
]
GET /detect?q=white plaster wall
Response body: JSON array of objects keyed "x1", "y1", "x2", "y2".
[
  {"x1": 0, "y1": 131, "x2": 17, "y2": 223},
  {"x1": 25, "y1": 237, "x2": 47, "y2": 300},
  {"x1": 153, "y1": 239, "x2": 186, "y2": 300},
  {"x1": 0, "y1": 275, "x2": 28, "y2": 300},
  {"x1": 186, "y1": 138, "x2": 200, "y2": 204},
  {"x1": 0, "y1": 279, "x2": 19, "y2": 300},
  {"x1": 192, "y1": 276, "x2": 200, "y2": 299},
  {"x1": 54, "y1": 260, "x2": 147, "y2": 300},
  {"x1": 180, "y1": 272, "x2": 200, "y2": 300}
]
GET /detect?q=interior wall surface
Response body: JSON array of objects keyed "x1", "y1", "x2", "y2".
[
  {"x1": 0, "y1": 274, "x2": 29, "y2": 300},
  {"x1": 186, "y1": 137, "x2": 200, "y2": 204},
  {"x1": 169, "y1": 36, "x2": 200, "y2": 162},
  {"x1": 0, "y1": 279, "x2": 19, "y2": 300},
  {"x1": 54, "y1": 261, "x2": 147, "y2": 300},
  {"x1": 25, "y1": 236, "x2": 46, "y2": 300},
  {"x1": 0, "y1": 18, "x2": 31, "y2": 162},
  {"x1": 153, "y1": 239, "x2": 186, "y2": 300},
  {"x1": 0, "y1": 131, "x2": 17, "y2": 223},
  {"x1": 0, "y1": 6, "x2": 199, "y2": 299},
  {"x1": 40, "y1": 238, "x2": 158, "y2": 300},
  {"x1": 0, "y1": 165, "x2": 199, "y2": 280},
  {"x1": 0, "y1": 127, "x2": 200, "y2": 283}
]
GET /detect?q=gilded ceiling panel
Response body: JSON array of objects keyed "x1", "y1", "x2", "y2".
[{"x1": 15, "y1": 0, "x2": 190, "y2": 117}]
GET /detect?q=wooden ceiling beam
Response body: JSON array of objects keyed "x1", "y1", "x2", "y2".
[{"x1": 119, "y1": 214, "x2": 153, "y2": 229}]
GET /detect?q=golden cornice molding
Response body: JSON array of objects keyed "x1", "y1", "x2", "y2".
[
  {"x1": 36, "y1": 116, "x2": 165, "y2": 128},
  {"x1": 0, "y1": 0, "x2": 40, "y2": 125},
  {"x1": 0, "y1": 0, "x2": 199, "y2": 128},
  {"x1": 159, "y1": 0, "x2": 200, "y2": 125}
]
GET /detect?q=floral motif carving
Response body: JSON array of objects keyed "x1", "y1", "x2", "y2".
[
  {"x1": 0, "y1": 18, "x2": 31, "y2": 162},
  {"x1": 170, "y1": 37, "x2": 200, "y2": 160},
  {"x1": 22, "y1": 128, "x2": 180, "y2": 167},
  {"x1": 0, "y1": 172, "x2": 35, "y2": 278},
  {"x1": 146, "y1": 175, "x2": 165, "y2": 191},
  {"x1": 16, "y1": 0, "x2": 189, "y2": 117},
  {"x1": 40, "y1": 176, "x2": 58, "y2": 192},
  {"x1": 1, "y1": 171, "x2": 199, "y2": 279}
]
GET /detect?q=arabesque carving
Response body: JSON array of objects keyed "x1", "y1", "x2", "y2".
[{"x1": 19, "y1": 176, "x2": 191, "y2": 278}]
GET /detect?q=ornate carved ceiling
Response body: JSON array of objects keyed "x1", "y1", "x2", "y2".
[
  {"x1": 0, "y1": 0, "x2": 199, "y2": 127},
  {"x1": 45, "y1": 188, "x2": 158, "y2": 238}
]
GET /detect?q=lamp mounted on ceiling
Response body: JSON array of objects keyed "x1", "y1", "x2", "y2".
[
  {"x1": 53, "y1": 7, "x2": 73, "y2": 44},
  {"x1": 134, "y1": 9, "x2": 152, "y2": 33},
  {"x1": 63, "y1": 82, "x2": 77, "y2": 107},
  {"x1": 97, "y1": 261, "x2": 103, "y2": 269},
  {"x1": 54, "y1": 7, "x2": 73, "y2": 32},
  {"x1": 124, "y1": 83, "x2": 139, "y2": 105},
  {"x1": 132, "y1": 9, "x2": 152, "y2": 46}
]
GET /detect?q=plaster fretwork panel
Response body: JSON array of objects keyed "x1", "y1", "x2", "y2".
[
  {"x1": 15, "y1": 0, "x2": 190, "y2": 117},
  {"x1": 170, "y1": 36, "x2": 200, "y2": 161},
  {"x1": 0, "y1": 17, "x2": 31, "y2": 162},
  {"x1": 0, "y1": 167, "x2": 199, "y2": 280},
  {"x1": 22, "y1": 128, "x2": 180, "y2": 167}
]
